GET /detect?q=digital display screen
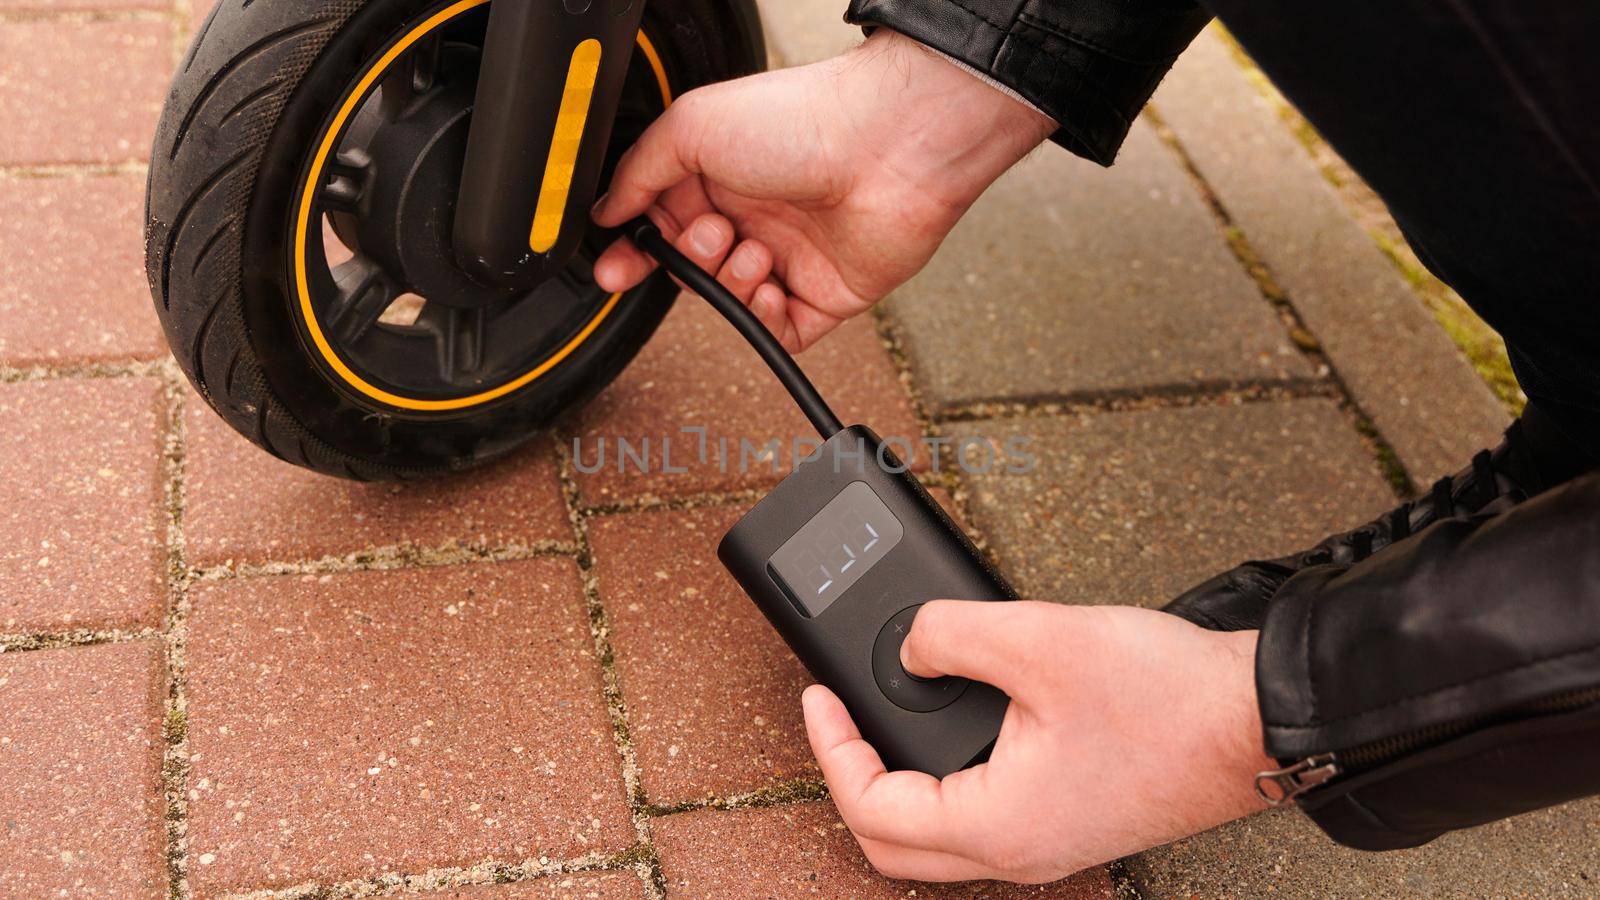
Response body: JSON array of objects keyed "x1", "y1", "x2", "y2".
[{"x1": 768, "y1": 482, "x2": 905, "y2": 617}]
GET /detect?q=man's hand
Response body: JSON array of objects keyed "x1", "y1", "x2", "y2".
[
  {"x1": 592, "y1": 30, "x2": 1056, "y2": 352},
  {"x1": 803, "y1": 601, "x2": 1273, "y2": 884}
]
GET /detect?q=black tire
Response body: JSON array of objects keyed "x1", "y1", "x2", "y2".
[{"x1": 146, "y1": 0, "x2": 765, "y2": 480}]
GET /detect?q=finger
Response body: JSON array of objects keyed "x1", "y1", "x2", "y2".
[
  {"x1": 750, "y1": 283, "x2": 798, "y2": 348},
  {"x1": 593, "y1": 202, "x2": 687, "y2": 293},
  {"x1": 853, "y1": 835, "x2": 1000, "y2": 883},
  {"x1": 786, "y1": 300, "x2": 846, "y2": 353},
  {"x1": 802, "y1": 685, "x2": 968, "y2": 852},
  {"x1": 899, "y1": 600, "x2": 1057, "y2": 700},
  {"x1": 593, "y1": 238, "x2": 657, "y2": 293},
  {"x1": 593, "y1": 100, "x2": 703, "y2": 227},
  {"x1": 716, "y1": 240, "x2": 773, "y2": 304},
  {"x1": 674, "y1": 212, "x2": 736, "y2": 281},
  {"x1": 593, "y1": 180, "x2": 717, "y2": 294}
]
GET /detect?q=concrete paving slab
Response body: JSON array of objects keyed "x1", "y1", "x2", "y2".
[
  {"x1": 1128, "y1": 799, "x2": 1600, "y2": 898},
  {"x1": 1153, "y1": 29, "x2": 1510, "y2": 483},
  {"x1": 886, "y1": 123, "x2": 1312, "y2": 413},
  {"x1": 755, "y1": 0, "x2": 862, "y2": 67},
  {"x1": 946, "y1": 399, "x2": 1395, "y2": 607}
]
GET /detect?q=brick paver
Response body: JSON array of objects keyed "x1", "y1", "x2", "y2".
[
  {"x1": 0, "y1": 20, "x2": 168, "y2": 165},
  {"x1": 182, "y1": 560, "x2": 633, "y2": 895},
  {"x1": 653, "y1": 802, "x2": 1114, "y2": 898},
  {"x1": 183, "y1": 396, "x2": 571, "y2": 567},
  {"x1": 0, "y1": 377, "x2": 166, "y2": 633},
  {"x1": 0, "y1": 173, "x2": 167, "y2": 366},
  {"x1": 1154, "y1": 29, "x2": 1510, "y2": 482},
  {"x1": 191, "y1": 1, "x2": 216, "y2": 35},
  {"x1": 885, "y1": 122, "x2": 1311, "y2": 413},
  {"x1": 0, "y1": 640, "x2": 167, "y2": 899},
  {"x1": 947, "y1": 399, "x2": 1395, "y2": 606},
  {"x1": 588, "y1": 503, "x2": 817, "y2": 804},
  {"x1": 414, "y1": 872, "x2": 645, "y2": 899},
  {"x1": 588, "y1": 485, "x2": 961, "y2": 807},
  {"x1": 569, "y1": 299, "x2": 921, "y2": 507}
]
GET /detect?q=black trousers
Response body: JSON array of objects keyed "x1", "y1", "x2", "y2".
[{"x1": 1205, "y1": 0, "x2": 1600, "y2": 453}]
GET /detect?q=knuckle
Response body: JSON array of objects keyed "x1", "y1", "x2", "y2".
[{"x1": 674, "y1": 84, "x2": 715, "y2": 115}]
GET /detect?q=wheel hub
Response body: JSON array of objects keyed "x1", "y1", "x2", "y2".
[
  {"x1": 333, "y1": 46, "x2": 517, "y2": 309},
  {"x1": 292, "y1": 16, "x2": 667, "y2": 408}
]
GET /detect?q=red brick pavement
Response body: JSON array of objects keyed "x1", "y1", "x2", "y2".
[
  {"x1": 180, "y1": 560, "x2": 636, "y2": 895},
  {"x1": 0, "y1": 640, "x2": 168, "y2": 899},
  {"x1": 0, "y1": 5, "x2": 1123, "y2": 897},
  {"x1": 0, "y1": 174, "x2": 167, "y2": 366},
  {"x1": 0, "y1": 377, "x2": 167, "y2": 633},
  {"x1": 653, "y1": 802, "x2": 1115, "y2": 899},
  {"x1": 0, "y1": 19, "x2": 168, "y2": 165}
]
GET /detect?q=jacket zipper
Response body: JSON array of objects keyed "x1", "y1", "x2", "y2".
[{"x1": 1255, "y1": 685, "x2": 1600, "y2": 806}]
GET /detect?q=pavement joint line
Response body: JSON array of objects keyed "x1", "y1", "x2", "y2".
[
  {"x1": 0, "y1": 161, "x2": 150, "y2": 180},
  {"x1": 0, "y1": 9, "x2": 172, "y2": 24},
  {"x1": 934, "y1": 378, "x2": 1339, "y2": 424},
  {"x1": 0, "y1": 625, "x2": 161, "y2": 654},
  {"x1": 0, "y1": 357, "x2": 169, "y2": 384},
  {"x1": 204, "y1": 785, "x2": 847, "y2": 899},
  {"x1": 574, "y1": 469, "x2": 954, "y2": 522},
  {"x1": 640, "y1": 778, "x2": 831, "y2": 819},
  {"x1": 215, "y1": 848, "x2": 647, "y2": 900},
  {"x1": 1143, "y1": 104, "x2": 1417, "y2": 500},
  {"x1": 870, "y1": 302, "x2": 992, "y2": 560},
  {"x1": 156, "y1": 357, "x2": 196, "y2": 900},
  {"x1": 576, "y1": 486, "x2": 770, "y2": 519},
  {"x1": 1107, "y1": 858, "x2": 1144, "y2": 900},
  {"x1": 1211, "y1": 27, "x2": 1524, "y2": 416},
  {"x1": 552, "y1": 433, "x2": 672, "y2": 900},
  {"x1": 184, "y1": 537, "x2": 582, "y2": 584},
  {"x1": 0, "y1": 158, "x2": 153, "y2": 174},
  {"x1": 170, "y1": 0, "x2": 194, "y2": 69}
]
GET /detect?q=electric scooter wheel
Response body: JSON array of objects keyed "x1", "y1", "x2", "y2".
[{"x1": 147, "y1": 0, "x2": 765, "y2": 479}]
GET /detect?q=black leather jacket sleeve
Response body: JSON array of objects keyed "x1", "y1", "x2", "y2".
[
  {"x1": 843, "y1": 0, "x2": 1212, "y2": 164},
  {"x1": 1256, "y1": 471, "x2": 1600, "y2": 850}
]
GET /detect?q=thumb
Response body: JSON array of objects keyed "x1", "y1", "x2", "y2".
[
  {"x1": 593, "y1": 94, "x2": 706, "y2": 227},
  {"x1": 899, "y1": 600, "x2": 1057, "y2": 702}
]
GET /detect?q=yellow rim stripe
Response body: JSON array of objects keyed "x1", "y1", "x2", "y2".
[
  {"x1": 529, "y1": 38, "x2": 603, "y2": 253},
  {"x1": 294, "y1": 1, "x2": 674, "y2": 413},
  {"x1": 635, "y1": 30, "x2": 673, "y2": 109}
]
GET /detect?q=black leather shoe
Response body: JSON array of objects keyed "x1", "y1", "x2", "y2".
[{"x1": 1163, "y1": 404, "x2": 1598, "y2": 631}]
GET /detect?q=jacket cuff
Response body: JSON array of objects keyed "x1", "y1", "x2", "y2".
[
  {"x1": 1256, "y1": 472, "x2": 1600, "y2": 849},
  {"x1": 844, "y1": 0, "x2": 1211, "y2": 165}
]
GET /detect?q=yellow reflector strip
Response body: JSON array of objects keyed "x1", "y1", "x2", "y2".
[{"x1": 530, "y1": 38, "x2": 603, "y2": 254}]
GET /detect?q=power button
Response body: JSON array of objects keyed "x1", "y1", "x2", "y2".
[{"x1": 871, "y1": 605, "x2": 969, "y2": 713}]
